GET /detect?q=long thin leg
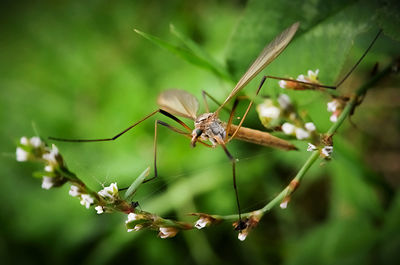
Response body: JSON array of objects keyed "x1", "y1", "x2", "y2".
[
  {"x1": 145, "y1": 119, "x2": 214, "y2": 183},
  {"x1": 49, "y1": 109, "x2": 191, "y2": 142},
  {"x1": 215, "y1": 137, "x2": 244, "y2": 228},
  {"x1": 145, "y1": 120, "x2": 189, "y2": 183}
]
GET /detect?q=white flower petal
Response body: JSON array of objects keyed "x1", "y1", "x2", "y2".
[
  {"x1": 126, "y1": 213, "x2": 138, "y2": 223},
  {"x1": 278, "y1": 94, "x2": 291, "y2": 109},
  {"x1": 330, "y1": 114, "x2": 338, "y2": 123},
  {"x1": 69, "y1": 185, "x2": 80, "y2": 197},
  {"x1": 16, "y1": 147, "x2": 29, "y2": 162},
  {"x1": 44, "y1": 165, "x2": 53, "y2": 172},
  {"x1": 307, "y1": 69, "x2": 319, "y2": 80},
  {"x1": 41, "y1": 176, "x2": 55, "y2": 190},
  {"x1": 80, "y1": 194, "x2": 94, "y2": 209},
  {"x1": 43, "y1": 145, "x2": 59, "y2": 164},
  {"x1": 297, "y1": 74, "x2": 307, "y2": 82},
  {"x1": 295, "y1": 128, "x2": 310, "y2": 140},
  {"x1": 280, "y1": 201, "x2": 288, "y2": 209},
  {"x1": 327, "y1": 100, "x2": 339, "y2": 112},
  {"x1": 95, "y1": 206, "x2": 104, "y2": 214},
  {"x1": 194, "y1": 218, "x2": 208, "y2": 230},
  {"x1": 259, "y1": 106, "x2": 281, "y2": 119},
  {"x1": 305, "y1": 122, "x2": 316, "y2": 132},
  {"x1": 282, "y1": 123, "x2": 295, "y2": 135},
  {"x1": 20, "y1": 137, "x2": 29, "y2": 145},
  {"x1": 159, "y1": 227, "x2": 178, "y2": 239},
  {"x1": 322, "y1": 146, "x2": 333, "y2": 157},
  {"x1": 30, "y1": 137, "x2": 42, "y2": 148},
  {"x1": 98, "y1": 182, "x2": 119, "y2": 202},
  {"x1": 278, "y1": 80, "x2": 287, "y2": 89},
  {"x1": 238, "y1": 232, "x2": 247, "y2": 241},
  {"x1": 307, "y1": 143, "x2": 317, "y2": 152}
]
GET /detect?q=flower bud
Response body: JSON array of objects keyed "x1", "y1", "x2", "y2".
[{"x1": 158, "y1": 227, "x2": 179, "y2": 239}]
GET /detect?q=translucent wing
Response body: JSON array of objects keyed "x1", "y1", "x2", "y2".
[
  {"x1": 157, "y1": 89, "x2": 199, "y2": 120},
  {"x1": 218, "y1": 22, "x2": 300, "y2": 110}
]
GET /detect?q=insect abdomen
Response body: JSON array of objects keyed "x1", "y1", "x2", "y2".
[{"x1": 228, "y1": 125, "x2": 297, "y2": 151}]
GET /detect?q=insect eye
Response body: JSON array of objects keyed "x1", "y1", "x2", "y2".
[{"x1": 195, "y1": 129, "x2": 203, "y2": 137}]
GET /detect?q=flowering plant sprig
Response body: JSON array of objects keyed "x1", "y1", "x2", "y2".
[
  {"x1": 257, "y1": 93, "x2": 318, "y2": 141},
  {"x1": 16, "y1": 137, "x2": 138, "y2": 213},
  {"x1": 16, "y1": 138, "x2": 197, "y2": 238}
]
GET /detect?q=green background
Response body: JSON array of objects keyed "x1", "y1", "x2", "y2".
[{"x1": 1, "y1": 0, "x2": 399, "y2": 264}]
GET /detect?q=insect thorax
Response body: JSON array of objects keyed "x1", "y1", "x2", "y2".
[{"x1": 193, "y1": 113, "x2": 226, "y2": 145}]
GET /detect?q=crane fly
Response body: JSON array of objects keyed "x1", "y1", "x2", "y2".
[
  {"x1": 52, "y1": 21, "x2": 382, "y2": 229},
  {"x1": 49, "y1": 22, "x2": 301, "y2": 229}
]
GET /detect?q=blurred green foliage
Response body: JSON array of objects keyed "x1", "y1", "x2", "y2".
[{"x1": 1, "y1": 0, "x2": 399, "y2": 264}]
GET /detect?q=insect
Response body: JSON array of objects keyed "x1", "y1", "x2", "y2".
[{"x1": 50, "y1": 22, "x2": 381, "y2": 229}]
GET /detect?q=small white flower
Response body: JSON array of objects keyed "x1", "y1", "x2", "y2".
[
  {"x1": 20, "y1": 137, "x2": 29, "y2": 145},
  {"x1": 307, "y1": 69, "x2": 319, "y2": 81},
  {"x1": 69, "y1": 185, "x2": 81, "y2": 197},
  {"x1": 295, "y1": 128, "x2": 310, "y2": 140},
  {"x1": 305, "y1": 122, "x2": 316, "y2": 132},
  {"x1": 44, "y1": 165, "x2": 53, "y2": 172},
  {"x1": 278, "y1": 80, "x2": 287, "y2": 89},
  {"x1": 132, "y1": 225, "x2": 144, "y2": 231},
  {"x1": 80, "y1": 194, "x2": 94, "y2": 209},
  {"x1": 330, "y1": 114, "x2": 338, "y2": 123},
  {"x1": 297, "y1": 69, "x2": 319, "y2": 83},
  {"x1": 195, "y1": 217, "x2": 210, "y2": 230},
  {"x1": 259, "y1": 105, "x2": 281, "y2": 119},
  {"x1": 41, "y1": 176, "x2": 55, "y2": 190},
  {"x1": 30, "y1": 137, "x2": 42, "y2": 148},
  {"x1": 321, "y1": 146, "x2": 333, "y2": 157},
  {"x1": 95, "y1": 205, "x2": 104, "y2": 214},
  {"x1": 126, "y1": 213, "x2": 141, "y2": 232},
  {"x1": 98, "y1": 182, "x2": 119, "y2": 202},
  {"x1": 297, "y1": 74, "x2": 307, "y2": 82},
  {"x1": 277, "y1": 94, "x2": 291, "y2": 109},
  {"x1": 43, "y1": 144, "x2": 59, "y2": 164},
  {"x1": 280, "y1": 201, "x2": 288, "y2": 209},
  {"x1": 16, "y1": 147, "x2": 29, "y2": 162},
  {"x1": 282, "y1": 122, "x2": 295, "y2": 135},
  {"x1": 327, "y1": 100, "x2": 339, "y2": 112},
  {"x1": 238, "y1": 232, "x2": 248, "y2": 241},
  {"x1": 126, "y1": 212, "x2": 139, "y2": 223},
  {"x1": 128, "y1": 224, "x2": 144, "y2": 232},
  {"x1": 307, "y1": 143, "x2": 317, "y2": 152},
  {"x1": 159, "y1": 227, "x2": 178, "y2": 239}
]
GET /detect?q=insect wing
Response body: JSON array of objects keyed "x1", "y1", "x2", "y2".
[
  {"x1": 157, "y1": 89, "x2": 199, "y2": 120},
  {"x1": 218, "y1": 22, "x2": 300, "y2": 110}
]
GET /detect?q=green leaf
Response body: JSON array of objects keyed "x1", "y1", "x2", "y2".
[
  {"x1": 377, "y1": 0, "x2": 400, "y2": 41},
  {"x1": 328, "y1": 135, "x2": 384, "y2": 220},
  {"x1": 134, "y1": 28, "x2": 232, "y2": 81},
  {"x1": 169, "y1": 24, "x2": 233, "y2": 81},
  {"x1": 285, "y1": 219, "x2": 378, "y2": 265},
  {"x1": 124, "y1": 166, "x2": 150, "y2": 200}
]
